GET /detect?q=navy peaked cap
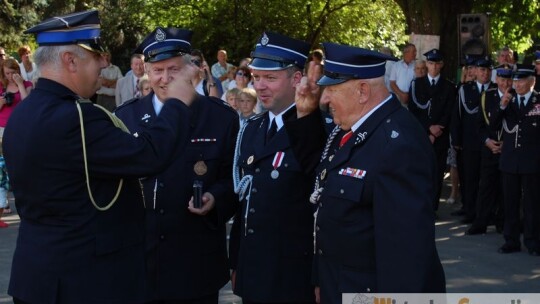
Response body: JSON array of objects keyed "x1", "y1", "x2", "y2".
[
  {"x1": 136, "y1": 27, "x2": 193, "y2": 63},
  {"x1": 495, "y1": 64, "x2": 513, "y2": 78},
  {"x1": 424, "y1": 49, "x2": 443, "y2": 62},
  {"x1": 512, "y1": 64, "x2": 535, "y2": 80},
  {"x1": 24, "y1": 10, "x2": 104, "y2": 53},
  {"x1": 249, "y1": 32, "x2": 310, "y2": 70},
  {"x1": 464, "y1": 54, "x2": 483, "y2": 66},
  {"x1": 317, "y1": 42, "x2": 398, "y2": 86},
  {"x1": 475, "y1": 56, "x2": 492, "y2": 68}
]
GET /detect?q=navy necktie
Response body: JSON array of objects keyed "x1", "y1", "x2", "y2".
[{"x1": 266, "y1": 119, "x2": 277, "y2": 143}]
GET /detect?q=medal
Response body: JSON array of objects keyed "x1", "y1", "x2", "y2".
[
  {"x1": 271, "y1": 151, "x2": 285, "y2": 180},
  {"x1": 194, "y1": 161, "x2": 207, "y2": 176},
  {"x1": 247, "y1": 155, "x2": 254, "y2": 165}
]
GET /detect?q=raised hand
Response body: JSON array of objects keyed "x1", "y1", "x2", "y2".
[{"x1": 295, "y1": 61, "x2": 323, "y2": 118}]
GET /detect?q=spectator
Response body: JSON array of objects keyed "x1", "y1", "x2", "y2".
[
  {"x1": 238, "y1": 57, "x2": 252, "y2": 68},
  {"x1": 96, "y1": 52, "x2": 123, "y2": 111},
  {"x1": 17, "y1": 45, "x2": 37, "y2": 82},
  {"x1": 414, "y1": 59, "x2": 427, "y2": 78},
  {"x1": 237, "y1": 87, "x2": 257, "y2": 126},
  {"x1": 390, "y1": 43, "x2": 416, "y2": 106},
  {"x1": 190, "y1": 49, "x2": 221, "y2": 98},
  {"x1": 221, "y1": 65, "x2": 237, "y2": 92},
  {"x1": 211, "y1": 49, "x2": 233, "y2": 82},
  {"x1": 380, "y1": 46, "x2": 395, "y2": 90},
  {"x1": 224, "y1": 87, "x2": 240, "y2": 110},
  {"x1": 137, "y1": 75, "x2": 152, "y2": 97},
  {"x1": 491, "y1": 46, "x2": 512, "y2": 82},
  {"x1": 222, "y1": 66, "x2": 251, "y2": 100},
  {"x1": 115, "y1": 53, "x2": 146, "y2": 106}
]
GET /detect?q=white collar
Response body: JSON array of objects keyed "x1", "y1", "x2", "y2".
[
  {"x1": 428, "y1": 74, "x2": 440, "y2": 84},
  {"x1": 350, "y1": 94, "x2": 392, "y2": 132},
  {"x1": 152, "y1": 94, "x2": 164, "y2": 116},
  {"x1": 268, "y1": 103, "x2": 295, "y2": 131}
]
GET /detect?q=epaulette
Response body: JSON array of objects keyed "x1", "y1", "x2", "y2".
[
  {"x1": 208, "y1": 96, "x2": 238, "y2": 115},
  {"x1": 114, "y1": 97, "x2": 140, "y2": 113}
]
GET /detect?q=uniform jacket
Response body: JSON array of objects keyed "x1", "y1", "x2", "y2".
[
  {"x1": 312, "y1": 96, "x2": 445, "y2": 304},
  {"x1": 230, "y1": 107, "x2": 328, "y2": 303},
  {"x1": 4, "y1": 78, "x2": 190, "y2": 304},
  {"x1": 115, "y1": 74, "x2": 138, "y2": 107},
  {"x1": 478, "y1": 86, "x2": 504, "y2": 164},
  {"x1": 451, "y1": 81, "x2": 497, "y2": 150},
  {"x1": 114, "y1": 93, "x2": 239, "y2": 300},
  {"x1": 408, "y1": 75, "x2": 456, "y2": 151},
  {"x1": 491, "y1": 90, "x2": 540, "y2": 174}
]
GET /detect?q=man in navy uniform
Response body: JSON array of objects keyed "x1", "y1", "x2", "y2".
[
  {"x1": 451, "y1": 57, "x2": 496, "y2": 223},
  {"x1": 492, "y1": 64, "x2": 540, "y2": 255},
  {"x1": 465, "y1": 65, "x2": 512, "y2": 235},
  {"x1": 301, "y1": 43, "x2": 445, "y2": 304},
  {"x1": 408, "y1": 48, "x2": 456, "y2": 211},
  {"x1": 115, "y1": 27, "x2": 239, "y2": 304},
  {"x1": 3, "y1": 10, "x2": 196, "y2": 304},
  {"x1": 230, "y1": 32, "x2": 328, "y2": 304}
]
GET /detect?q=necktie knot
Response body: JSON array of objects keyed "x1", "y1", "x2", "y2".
[
  {"x1": 519, "y1": 96, "x2": 526, "y2": 108},
  {"x1": 431, "y1": 79, "x2": 436, "y2": 87},
  {"x1": 480, "y1": 84, "x2": 485, "y2": 93},
  {"x1": 339, "y1": 130, "x2": 353, "y2": 148}
]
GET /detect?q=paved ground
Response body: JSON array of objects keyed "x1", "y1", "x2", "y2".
[{"x1": 1, "y1": 179, "x2": 539, "y2": 304}]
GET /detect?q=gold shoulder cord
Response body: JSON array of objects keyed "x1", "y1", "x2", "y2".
[
  {"x1": 76, "y1": 99, "x2": 130, "y2": 211},
  {"x1": 481, "y1": 91, "x2": 489, "y2": 125}
]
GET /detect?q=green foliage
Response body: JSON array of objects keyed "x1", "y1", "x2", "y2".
[{"x1": 473, "y1": 0, "x2": 540, "y2": 56}]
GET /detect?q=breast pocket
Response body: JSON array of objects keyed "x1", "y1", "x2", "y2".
[
  {"x1": 322, "y1": 172, "x2": 369, "y2": 223},
  {"x1": 184, "y1": 144, "x2": 222, "y2": 182}
]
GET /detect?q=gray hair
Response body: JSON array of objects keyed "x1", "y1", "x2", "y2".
[{"x1": 34, "y1": 45, "x2": 88, "y2": 68}]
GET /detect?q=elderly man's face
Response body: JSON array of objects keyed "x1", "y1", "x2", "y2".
[
  {"x1": 131, "y1": 57, "x2": 145, "y2": 78},
  {"x1": 513, "y1": 77, "x2": 534, "y2": 96},
  {"x1": 320, "y1": 80, "x2": 361, "y2": 130},
  {"x1": 147, "y1": 56, "x2": 186, "y2": 101},
  {"x1": 496, "y1": 76, "x2": 512, "y2": 93}
]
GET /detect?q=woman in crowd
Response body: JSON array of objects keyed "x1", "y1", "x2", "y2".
[
  {"x1": 0, "y1": 58, "x2": 32, "y2": 226},
  {"x1": 18, "y1": 45, "x2": 37, "y2": 82}
]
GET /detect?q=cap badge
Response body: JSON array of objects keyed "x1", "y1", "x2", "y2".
[
  {"x1": 391, "y1": 130, "x2": 399, "y2": 138},
  {"x1": 155, "y1": 28, "x2": 166, "y2": 42},
  {"x1": 261, "y1": 33, "x2": 269, "y2": 46}
]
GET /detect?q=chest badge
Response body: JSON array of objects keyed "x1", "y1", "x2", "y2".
[
  {"x1": 194, "y1": 161, "x2": 207, "y2": 176},
  {"x1": 247, "y1": 155, "x2": 254, "y2": 165}
]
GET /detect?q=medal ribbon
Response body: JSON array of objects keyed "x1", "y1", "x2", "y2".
[{"x1": 272, "y1": 151, "x2": 284, "y2": 170}]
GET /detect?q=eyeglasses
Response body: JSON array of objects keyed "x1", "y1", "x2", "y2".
[
  {"x1": 236, "y1": 72, "x2": 247, "y2": 77},
  {"x1": 191, "y1": 59, "x2": 201, "y2": 67}
]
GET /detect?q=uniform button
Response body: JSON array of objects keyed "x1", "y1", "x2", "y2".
[
  {"x1": 252, "y1": 188, "x2": 258, "y2": 193},
  {"x1": 318, "y1": 249, "x2": 323, "y2": 255},
  {"x1": 159, "y1": 182, "x2": 165, "y2": 188},
  {"x1": 247, "y1": 228, "x2": 254, "y2": 234},
  {"x1": 366, "y1": 288, "x2": 371, "y2": 292},
  {"x1": 159, "y1": 209, "x2": 164, "y2": 214},
  {"x1": 255, "y1": 168, "x2": 260, "y2": 173},
  {"x1": 316, "y1": 225, "x2": 320, "y2": 231},
  {"x1": 160, "y1": 235, "x2": 165, "y2": 240},
  {"x1": 284, "y1": 163, "x2": 289, "y2": 168},
  {"x1": 249, "y1": 208, "x2": 255, "y2": 214},
  {"x1": 340, "y1": 189, "x2": 345, "y2": 194},
  {"x1": 518, "y1": 144, "x2": 521, "y2": 147}
]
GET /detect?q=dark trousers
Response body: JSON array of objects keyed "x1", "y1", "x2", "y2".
[
  {"x1": 458, "y1": 149, "x2": 481, "y2": 220},
  {"x1": 145, "y1": 292, "x2": 218, "y2": 304},
  {"x1": 472, "y1": 147, "x2": 503, "y2": 229},
  {"x1": 502, "y1": 172, "x2": 540, "y2": 250},
  {"x1": 433, "y1": 146, "x2": 448, "y2": 211}
]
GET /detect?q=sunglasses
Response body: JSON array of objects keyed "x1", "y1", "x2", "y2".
[
  {"x1": 236, "y1": 71, "x2": 247, "y2": 77},
  {"x1": 191, "y1": 59, "x2": 201, "y2": 67},
  {"x1": 0, "y1": 54, "x2": 6, "y2": 57}
]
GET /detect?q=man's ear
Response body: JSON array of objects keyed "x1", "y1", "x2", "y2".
[
  {"x1": 358, "y1": 81, "x2": 370, "y2": 104},
  {"x1": 60, "y1": 51, "x2": 78, "y2": 73}
]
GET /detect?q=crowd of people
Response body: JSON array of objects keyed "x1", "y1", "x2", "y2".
[{"x1": 0, "y1": 8, "x2": 539, "y2": 304}]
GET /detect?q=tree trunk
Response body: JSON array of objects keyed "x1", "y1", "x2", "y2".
[{"x1": 394, "y1": 0, "x2": 474, "y2": 81}]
